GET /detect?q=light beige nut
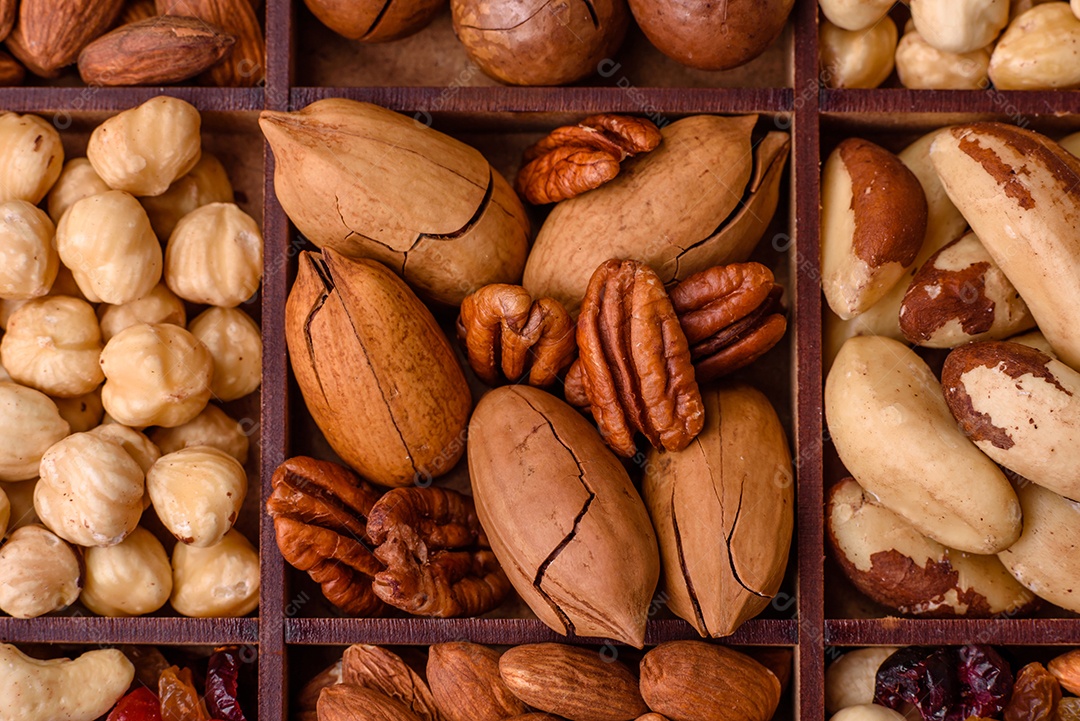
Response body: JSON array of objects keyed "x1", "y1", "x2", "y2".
[
  {"x1": 170, "y1": 527, "x2": 259, "y2": 617},
  {"x1": 0, "y1": 296, "x2": 105, "y2": 397},
  {"x1": 0, "y1": 382, "x2": 69, "y2": 481},
  {"x1": 819, "y1": 0, "x2": 894, "y2": 31},
  {"x1": 0, "y1": 200, "x2": 57, "y2": 300},
  {"x1": 1009, "y1": 329, "x2": 1057, "y2": 356},
  {"x1": 998, "y1": 482, "x2": 1080, "y2": 613},
  {"x1": 0, "y1": 266, "x2": 86, "y2": 334},
  {"x1": 0, "y1": 524, "x2": 81, "y2": 618},
  {"x1": 1075, "y1": 0, "x2": 1080, "y2": 21},
  {"x1": 140, "y1": 152, "x2": 233, "y2": 240},
  {"x1": 830, "y1": 706, "x2": 908, "y2": 721},
  {"x1": 149, "y1": 404, "x2": 250, "y2": 464},
  {"x1": 0, "y1": 643, "x2": 134, "y2": 721},
  {"x1": 909, "y1": 0, "x2": 1009, "y2": 53},
  {"x1": 825, "y1": 648, "x2": 901, "y2": 714},
  {"x1": 0, "y1": 113, "x2": 64, "y2": 204},
  {"x1": 87, "y1": 96, "x2": 201, "y2": 197},
  {"x1": 990, "y1": 3, "x2": 1080, "y2": 90},
  {"x1": 55, "y1": 190, "x2": 162, "y2": 305},
  {"x1": 0, "y1": 486, "x2": 8, "y2": 537},
  {"x1": 826, "y1": 336, "x2": 1021, "y2": 554},
  {"x1": 821, "y1": 138, "x2": 928, "y2": 319},
  {"x1": 86, "y1": 423, "x2": 160, "y2": 473},
  {"x1": 187, "y1": 306, "x2": 261, "y2": 401},
  {"x1": 896, "y1": 25, "x2": 991, "y2": 90},
  {"x1": 1048, "y1": 650, "x2": 1080, "y2": 695},
  {"x1": 52, "y1": 389, "x2": 104, "y2": 433},
  {"x1": 165, "y1": 202, "x2": 263, "y2": 307},
  {"x1": 81, "y1": 526, "x2": 171, "y2": 616},
  {"x1": 820, "y1": 17, "x2": 898, "y2": 89},
  {"x1": 99, "y1": 323, "x2": 213, "y2": 428},
  {"x1": 34, "y1": 431, "x2": 145, "y2": 547},
  {"x1": 46, "y1": 158, "x2": 110, "y2": 223},
  {"x1": 97, "y1": 282, "x2": 186, "y2": 342},
  {"x1": 1011, "y1": 0, "x2": 1058, "y2": 19},
  {"x1": 0, "y1": 479, "x2": 39, "y2": 533},
  {"x1": 147, "y1": 445, "x2": 246, "y2": 547}
]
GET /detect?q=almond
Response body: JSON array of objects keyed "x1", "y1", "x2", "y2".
[
  {"x1": 78, "y1": 16, "x2": 234, "y2": 86},
  {"x1": 0, "y1": 0, "x2": 14, "y2": 43},
  {"x1": 7, "y1": 0, "x2": 124, "y2": 77},
  {"x1": 1049, "y1": 650, "x2": 1080, "y2": 695},
  {"x1": 427, "y1": 643, "x2": 526, "y2": 721},
  {"x1": 121, "y1": 0, "x2": 157, "y2": 24},
  {"x1": 341, "y1": 645, "x2": 441, "y2": 721},
  {"x1": 0, "y1": 50, "x2": 24, "y2": 85},
  {"x1": 318, "y1": 685, "x2": 422, "y2": 721},
  {"x1": 498, "y1": 644, "x2": 649, "y2": 721},
  {"x1": 155, "y1": 0, "x2": 265, "y2": 86}
]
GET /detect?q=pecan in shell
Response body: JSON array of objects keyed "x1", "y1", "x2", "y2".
[{"x1": 367, "y1": 487, "x2": 511, "y2": 618}]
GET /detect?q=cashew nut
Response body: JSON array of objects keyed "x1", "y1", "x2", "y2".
[{"x1": 0, "y1": 643, "x2": 134, "y2": 721}]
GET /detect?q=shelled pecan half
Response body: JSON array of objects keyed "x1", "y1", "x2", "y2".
[
  {"x1": 515, "y1": 114, "x2": 662, "y2": 204},
  {"x1": 367, "y1": 487, "x2": 511, "y2": 618},
  {"x1": 267, "y1": 456, "x2": 386, "y2": 616},
  {"x1": 457, "y1": 283, "x2": 577, "y2": 387}
]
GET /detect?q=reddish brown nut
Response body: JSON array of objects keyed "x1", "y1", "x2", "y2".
[
  {"x1": 574, "y1": 259, "x2": 704, "y2": 457},
  {"x1": 457, "y1": 284, "x2": 577, "y2": 387},
  {"x1": 1004, "y1": 663, "x2": 1061, "y2": 721},
  {"x1": 366, "y1": 487, "x2": 512, "y2": 617},
  {"x1": 266, "y1": 456, "x2": 386, "y2": 616},
  {"x1": 516, "y1": 115, "x2": 662, "y2": 204},
  {"x1": 0, "y1": 50, "x2": 24, "y2": 85},
  {"x1": 1048, "y1": 650, "x2": 1080, "y2": 696}
]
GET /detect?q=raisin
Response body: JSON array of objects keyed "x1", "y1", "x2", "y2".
[
  {"x1": 206, "y1": 648, "x2": 248, "y2": 721},
  {"x1": 957, "y1": 645, "x2": 1013, "y2": 720},
  {"x1": 108, "y1": 687, "x2": 163, "y2": 721},
  {"x1": 159, "y1": 666, "x2": 211, "y2": 721},
  {"x1": 875, "y1": 646, "x2": 959, "y2": 721},
  {"x1": 1057, "y1": 697, "x2": 1080, "y2": 721},
  {"x1": 1003, "y1": 663, "x2": 1061, "y2": 721}
]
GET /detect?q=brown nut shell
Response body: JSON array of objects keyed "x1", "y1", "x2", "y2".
[
  {"x1": 7, "y1": 0, "x2": 124, "y2": 76},
  {"x1": 427, "y1": 642, "x2": 527, "y2": 721},
  {"x1": 303, "y1": 0, "x2": 443, "y2": 41},
  {"x1": 318, "y1": 683, "x2": 423, "y2": 721}
]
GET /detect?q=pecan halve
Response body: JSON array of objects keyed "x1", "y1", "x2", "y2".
[
  {"x1": 267, "y1": 456, "x2": 386, "y2": 616},
  {"x1": 366, "y1": 487, "x2": 512, "y2": 617},
  {"x1": 457, "y1": 284, "x2": 577, "y2": 387},
  {"x1": 576, "y1": 259, "x2": 705, "y2": 457},
  {"x1": 669, "y1": 262, "x2": 788, "y2": 382},
  {"x1": 515, "y1": 114, "x2": 662, "y2": 205}
]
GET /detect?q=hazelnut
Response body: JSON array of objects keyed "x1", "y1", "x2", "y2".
[
  {"x1": 55, "y1": 190, "x2": 162, "y2": 305},
  {"x1": 896, "y1": 25, "x2": 991, "y2": 89},
  {"x1": 81, "y1": 526, "x2": 171, "y2": 617},
  {"x1": 87, "y1": 96, "x2": 202, "y2": 197},
  {"x1": 0, "y1": 525, "x2": 81, "y2": 618},
  {"x1": 0, "y1": 296, "x2": 105, "y2": 398},
  {"x1": 99, "y1": 323, "x2": 213, "y2": 428},
  {"x1": 147, "y1": 446, "x2": 246, "y2": 547},
  {"x1": 820, "y1": 16, "x2": 898, "y2": 88},
  {"x1": 35, "y1": 432, "x2": 145, "y2": 547},
  {"x1": 0, "y1": 200, "x2": 58, "y2": 301},
  {"x1": 0, "y1": 358, "x2": 9, "y2": 383},
  {"x1": 0, "y1": 479, "x2": 40, "y2": 533},
  {"x1": 909, "y1": 0, "x2": 1009, "y2": 54},
  {"x1": 150, "y1": 404, "x2": 251, "y2": 465},
  {"x1": 140, "y1": 153, "x2": 234, "y2": 240},
  {"x1": 97, "y1": 283, "x2": 187, "y2": 342},
  {"x1": 825, "y1": 647, "x2": 901, "y2": 713},
  {"x1": 0, "y1": 113, "x2": 64, "y2": 205},
  {"x1": 830, "y1": 705, "x2": 908, "y2": 721},
  {"x1": 86, "y1": 423, "x2": 161, "y2": 474},
  {"x1": 170, "y1": 527, "x2": 259, "y2": 617},
  {"x1": 52, "y1": 389, "x2": 104, "y2": 433},
  {"x1": 0, "y1": 382, "x2": 69, "y2": 481},
  {"x1": 188, "y1": 307, "x2": 262, "y2": 402},
  {"x1": 165, "y1": 203, "x2": 263, "y2": 307},
  {"x1": 819, "y1": 0, "x2": 895, "y2": 31},
  {"x1": 0, "y1": 486, "x2": 8, "y2": 537},
  {"x1": 46, "y1": 158, "x2": 111, "y2": 223},
  {"x1": 3, "y1": 265, "x2": 89, "y2": 330}
]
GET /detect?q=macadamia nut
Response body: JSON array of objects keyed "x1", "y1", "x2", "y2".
[
  {"x1": 46, "y1": 158, "x2": 111, "y2": 223},
  {"x1": 189, "y1": 306, "x2": 262, "y2": 401},
  {"x1": 150, "y1": 404, "x2": 251, "y2": 464},
  {"x1": 0, "y1": 201, "x2": 58, "y2": 301},
  {"x1": 165, "y1": 203, "x2": 264, "y2": 307},
  {"x1": 141, "y1": 153, "x2": 234, "y2": 240},
  {"x1": 81, "y1": 526, "x2": 171, "y2": 616},
  {"x1": 0, "y1": 113, "x2": 64, "y2": 205},
  {"x1": 0, "y1": 383, "x2": 69, "y2": 481},
  {"x1": 170, "y1": 528, "x2": 259, "y2": 617},
  {"x1": 0, "y1": 296, "x2": 105, "y2": 398},
  {"x1": 147, "y1": 446, "x2": 246, "y2": 547},
  {"x1": 52, "y1": 390, "x2": 104, "y2": 433},
  {"x1": 99, "y1": 323, "x2": 213, "y2": 428},
  {"x1": 0, "y1": 524, "x2": 82, "y2": 618},
  {"x1": 97, "y1": 283, "x2": 186, "y2": 342},
  {"x1": 821, "y1": 17, "x2": 898, "y2": 88}
]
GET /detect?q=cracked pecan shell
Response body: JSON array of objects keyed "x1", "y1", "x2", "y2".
[
  {"x1": 457, "y1": 283, "x2": 577, "y2": 387},
  {"x1": 267, "y1": 456, "x2": 386, "y2": 616},
  {"x1": 515, "y1": 114, "x2": 662, "y2": 205},
  {"x1": 366, "y1": 487, "x2": 512, "y2": 617}
]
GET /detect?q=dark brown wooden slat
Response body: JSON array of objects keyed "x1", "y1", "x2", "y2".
[
  {"x1": 0, "y1": 87, "x2": 263, "y2": 112},
  {"x1": 0, "y1": 617, "x2": 258, "y2": 644},
  {"x1": 826, "y1": 619, "x2": 1080, "y2": 647},
  {"x1": 822, "y1": 88, "x2": 1080, "y2": 116}
]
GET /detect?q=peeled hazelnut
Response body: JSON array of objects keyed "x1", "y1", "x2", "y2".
[
  {"x1": 35, "y1": 431, "x2": 145, "y2": 547},
  {"x1": 1, "y1": 479, "x2": 40, "y2": 533},
  {"x1": 52, "y1": 389, "x2": 104, "y2": 433},
  {"x1": 1, "y1": 296, "x2": 105, "y2": 398},
  {"x1": 147, "y1": 446, "x2": 246, "y2": 547},
  {"x1": 0, "y1": 486, "x2": 8, "y2": 537},
  {"x1": 896, "y1": 25, "x2": 991, "y2": 89},
  {"x1": 97, "y1": 282, "x2": 186, "y2": 342},
  {"x1": 140, "y1": 153, "x2": 234, "y2": 240},
  {"x1": 149, "y1": 404, "x2": 250, "y2": 465},
  {"x1": 165, "y1": 203, "x2": 263, "y2": 307},
  {"x1": 819, "y1": 0, "x2": 894, "y2": 30},
  {"x1": 0, "y1": 524, "x2": 81, "y2": 618},
  {"x1": 86, "y1": 423, "x2": 161, "y2": 474},
  {"x1": 909, "y1": 0, "x2": 1009, "y2": 53},
  {"x1": 46, "y1": 158, "x2": 110, "y2": 223},
  {"x1": 989, "y1": 3, "x2": 1080, "y2": 90},
  {"x1": 0, "y1": 382, "x2": 69, "y2": 481},
  {"x1": 99, "y1": 323, "x2": 213, "y2": 428},
  {"x1": 55, "y1": 190, "x2": 162, "y2": 305},
  {"x1": 0, "y1": 200, "x2": 57, "y2": 300},
  {"x1": 0, "y1": 113, "x2": 64, "y2": 204},
  {"x1": 188, "y1": 306, "x2": 261, "y2": 402},
  {"x1": 87, "y1": 96, "x2": 202, "y2": 197},
  {"x1": 81, "y1": 526, "x2": 171, "y2": 616},
  {"x1": 830, "y1": 705, "x2": 908, "y2": 721},
  {"x1": 826, "y1": 648, "x2": 900, "y2": 713},
  {"x1": 821, "y1": 16, "x2": 898, "y2": 89},
  {"x1": 170, "y1": 527, "x2": 259, "y2": 617}
]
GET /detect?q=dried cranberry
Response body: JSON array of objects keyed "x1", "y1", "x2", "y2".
[
  {"x1": 875, "y1": 646, "x2": 959, "y2": 721},
  {"x1": 956, "y1": 645, "x2": 1013, "y2": 720},
  {"x1": 205, "y1": 648, "x2": 248, "y2": 721},
  {"x1": 108, "y1": 688, "x2": 163, "y2": 721}
]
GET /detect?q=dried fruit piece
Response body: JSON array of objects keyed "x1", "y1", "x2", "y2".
[
  {"x1": 206, "y1": 648, "x2": 248, "y2": 721},
  {"x1": 108, "y1": 687, "x2": 163, "y2": 721},
  {"x1": 1004, "y1": 663, "x2": 1060, "y2": 721},
  {"x1": 159, "y1": 666, "x2": 210, "y2": 721},
  {"x1": 957, "y1": 645, "x2": 1013, "y2": 719},
  {"x1": 874, "y1": 647, "x2": 958, "y2": 721}
]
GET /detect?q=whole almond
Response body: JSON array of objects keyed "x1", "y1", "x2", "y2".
[
  {"x1": 499, "y1": 644, "x2": 649, "y2": 721},
  {"x1": 1048, "y1": 650, "x2": 1080, "y2": 695},
  {"x1": 155, "y1": 0, "x2": 265, "y2": 86},
  {"x1": 341, "y1": 645, "x2": 441, "y2": 721},
  {"x1": 78, "y1": 16, "x2": 234, "y2": 86},
  {"x1": 318, "y1": 685, "x2": 422, "y2": 721},
  {"x1": 0, "y1": 0, "x2": 13, "y2": 43},
  {"x1": 121, "y1": 0, "x2": 157, "y2": 23},
  {"x1": 7, "y1": 0, "x2": 124, "y2": 76},
  {"x1": 427, "y1": 643, "x2": 526, "y2": 721}
]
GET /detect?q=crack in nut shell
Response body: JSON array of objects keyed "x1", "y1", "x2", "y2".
[
  {"x1": 457, "y1": 284, "x2": 578, "y2": 387},
  {"x1": 516, "y1": 115, "x2": 662, "y2": 204},
  {"x1": 366, "y1": 487, "x2": 511, "y2": 617},
  {"x1": 576, "y1": 259, "x2": 704, "y2": 457},
  {"x1": 267, "y1": 456, "x2": 386, "y2": 616}
]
